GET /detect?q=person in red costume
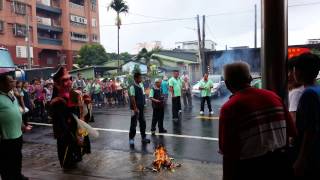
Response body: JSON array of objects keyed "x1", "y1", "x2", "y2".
[{"x1": 50, "y1": 66, "x2": 90, "y2": 169}]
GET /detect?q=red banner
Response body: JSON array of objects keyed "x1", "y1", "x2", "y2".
[{"x1": 288, "y1": 47, "x2": 310, "y2": 59}]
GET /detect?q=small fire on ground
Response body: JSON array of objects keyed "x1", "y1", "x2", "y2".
[{"x1": 151, "y1": 145, "x2": 181, "y2": 172}]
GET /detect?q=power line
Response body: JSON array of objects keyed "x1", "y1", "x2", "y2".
[
  {"x1": 206, "y1": 9, "x2": 253, "y2": 17},
  {"x1": 289, "y1": 1, "x2": 320, "y2": 7},
  {"x1": 206, "y1": 24, "x2": 218, "y2": 41},
  {"x1": 127, "y1": 12, "x2": 172, "y2": 20},
  {"x1": 100, "y1": 17, "x2": 196, "y2": 27}
]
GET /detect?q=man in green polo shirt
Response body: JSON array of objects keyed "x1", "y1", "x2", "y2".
[
  {"x1": 199, "y1": 73, "x2": 214, "y2": 115},
  {"x1": 169, "y1": 70, "x2": 183, "y2": 121},
  {"x1": 0, "y1": 72, "x2": 29, "y2": 180}
]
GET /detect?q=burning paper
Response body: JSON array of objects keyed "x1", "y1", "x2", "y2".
[{"x1": 152, "y1": 145, "x2": 181, "y2": 172}]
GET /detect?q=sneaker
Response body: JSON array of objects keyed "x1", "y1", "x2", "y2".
[
  {"x1": 210, "y1": 111, "x2": 214, "y2": 115},
  {"x1": 151, "y1": 131, "x2": 156, "y2": 135},
  {"x1": 159, "y1": 129, "x2": 167, "y2": 133},
  {"x1": 200, "y1": 111, "x2": 204, "y2": 115},
  {"x1": 129, "y1": 139, "x2": 135, "y2": 145},
  {"x1": 141, "y1": 138, "x2": 151, "y2": 144}
]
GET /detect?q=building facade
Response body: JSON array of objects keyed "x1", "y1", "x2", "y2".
[
  {"x1": 0, "y1": 0, "x2": 100, "y2": 70},
  {"x1": 175, "y1": 40, "x2": 216, "y2": 51},
  {"x1": 154, "y1": 50, "x2": 201, "y2": 83}
]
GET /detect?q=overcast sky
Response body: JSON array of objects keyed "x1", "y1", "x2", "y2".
[{"x1": 99, "y1": 0, "x2": 320, "y2": 54}]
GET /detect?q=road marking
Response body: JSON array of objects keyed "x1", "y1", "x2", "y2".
[
  {"x1": 28, "y1": 122, "x2": 219, "y2": 142},
  {"x1": 196, "y1": 116, "x2": 219, "y2": 120}
]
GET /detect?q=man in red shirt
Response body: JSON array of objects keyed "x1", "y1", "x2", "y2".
[{"x1": 219, "y1": 62, "x2": 296, "y2": 180}]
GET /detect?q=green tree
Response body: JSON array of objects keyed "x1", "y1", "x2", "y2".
[
  {"x1": 76, "y1": 44, "x2": 109, "y2": 67},
  {"x1": 108, "y1": 0, "x2": 129, "y2": 72},
  {"x1": 120, "y1": 52, "x2": 133, "y2": 61},
  {"x1": 107, "y1": 52, "x2": 133, "y2": 61},
  {"x1": 136, "y1": 48, "x2": 162, "y2": 72},
  {"x1": 108, "y1": 52, "x2": 119, "y2": 60}
]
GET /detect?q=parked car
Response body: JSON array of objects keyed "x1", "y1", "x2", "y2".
[{"x1": 192, "y1": 75, "x2": 228, "y2": 97}]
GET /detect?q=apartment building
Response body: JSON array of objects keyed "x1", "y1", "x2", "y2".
[{"x1": 0, "y1": 0, "x2": 100, "y2": 70}]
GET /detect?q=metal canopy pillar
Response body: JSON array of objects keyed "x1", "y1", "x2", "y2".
[{"x1": 261, "y1": 0, "x2": 288, "y2": 100}]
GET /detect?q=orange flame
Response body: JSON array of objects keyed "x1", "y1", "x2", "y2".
[{"x1": 152, "y1": 145, "x2": 180, "y2": 172}]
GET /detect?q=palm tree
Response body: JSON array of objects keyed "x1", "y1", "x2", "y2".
[
  {"x1": 108, "y1": 0, "x2": 129, "y2": 73},
  {"x1": 136, "y1": 48, "x2": 162, "y2": 73}
]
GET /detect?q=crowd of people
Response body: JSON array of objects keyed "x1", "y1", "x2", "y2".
[
  {"x1": 219, "y1": 53, "x2": 320, "y2": 179},
  {"x1": 1, "y1": 52, "x2": 320, "y2": 179}
]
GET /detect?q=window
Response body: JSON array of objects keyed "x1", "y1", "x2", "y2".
[
  {"x1": 70, "y1": 14, "x2": 87, "y2": 25},
  {"x1": 92, "y1": 34, "x2": 98, "y2": 42},
  {"x1": 12, "y1": 1, "x2": 27, "y2": 15},
  {"x1": 0, "y1": 21, "x2": 4, "y2": 33},
  {"x1": 91, "y1": 0, "x2": 96, "y2": 11},
  {"x1": 13, "y1": 24, "x2": 27, "y2": 37},
  {"x1": 38, "y1": 0, "x2": 51, "y2": 6},
  {"x1": 70, "y1": 32, "x2": 88, "y2": 42},
  {"x1": 92, "y1": 18, "x2": 97, "y2": 27}
]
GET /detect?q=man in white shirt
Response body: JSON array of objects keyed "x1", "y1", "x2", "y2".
[{"x1": 288, "y1": 58, "x2": 304, "y2": 123}]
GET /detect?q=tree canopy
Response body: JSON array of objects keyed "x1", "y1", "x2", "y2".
[
  {"x1": 108, "y1": 52, "x2": 133, "y2": 61},
  {"x1": 76, "y1": 44, "x2": 109, "y2": 67},
  {"x1": 108, "y1": 0, "x2": 129, "y2": 27},
  {"x1": 136, "y1": 48, "x2": 162, "y2": 67}
]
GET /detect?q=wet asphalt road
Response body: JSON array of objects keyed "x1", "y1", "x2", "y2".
[{"x1": 24, "y1": 93, "x2": 231, "y2": 164}]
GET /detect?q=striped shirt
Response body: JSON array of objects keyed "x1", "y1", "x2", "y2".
[{"x1": 219, "y1": 87, "x2": 296, "y2": 160}]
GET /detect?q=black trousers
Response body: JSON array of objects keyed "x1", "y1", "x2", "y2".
[
  {"x1": 0, "y1": 136, "x2": 23, "y2": 180},
  {"x1": 201, "y1": 96, "x2": 212, "y2": 112},
  {"x1": 172, "y1": 96, "x2": 181, "y2": 119},
  {"x1": 57, "y1": 137, "x2": 82, "y2": 168},
  {"x1": 232, "y1": 150, "x2": 292, "y2": 180},
  {"x1": 116, "y1": 90, "x2": 123, "y2": 104},
  {"x1": 34, "y1": 99, "x2": 45, "y2": 119},
  {"x1": 151, "y1": 108, "x2": 164, "y2": 131},
  {"x1": 129, "y1": 107, "x2": 146, "y2": 139}
]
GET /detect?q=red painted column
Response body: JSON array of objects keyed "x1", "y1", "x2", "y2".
[
  {"x1": 33, "y1": 47, "x2": 40, "y2": 67},
  {"x1": 65, "y1": 50, "x2": 73, "y2": 70}
]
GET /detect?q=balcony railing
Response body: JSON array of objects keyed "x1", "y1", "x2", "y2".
[
  {"x1": 37, "y1": 17, "x2": 63, "y2": 33},
  {"x1": 38, "y1": 24, "x2": 63, "y2": 33},
  {"x1": 38, "y1": 37, "x2": 62, "y2": 46}
]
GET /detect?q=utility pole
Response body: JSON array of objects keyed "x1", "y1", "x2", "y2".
[
  {"x1": 196, "y1": 15, "x2": 203, "y2": 75},
  {"x1": 254, "y1": 4, "x2": 257, "y2": 48},
  {"x1": 25, "y1": 14, "x2": 32, "y2": 69},
  {"x1": 202, "y1": 15, "x2": 206, "y2": 74}
]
